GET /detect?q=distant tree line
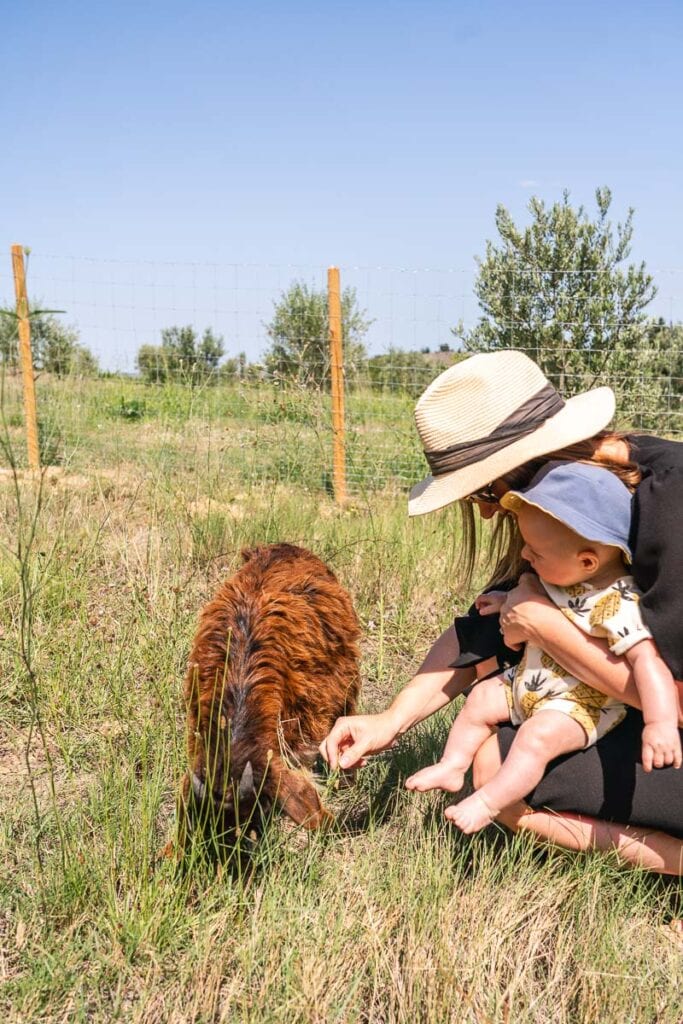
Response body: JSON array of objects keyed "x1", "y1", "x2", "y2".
[
  {"x1": 132, "y1": 282, "x2": 463, "y2": 395},
  {"x1": 2, "y1": 188, "x2": 680, "y2": 424},
  {"x1": 137, "y1": 325, "x2": 228, "y2": 384}
]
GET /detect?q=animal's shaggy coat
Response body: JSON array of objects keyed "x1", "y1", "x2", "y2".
[{"x1": 182, "y1": 543, "x2": 361, "y2": 843}]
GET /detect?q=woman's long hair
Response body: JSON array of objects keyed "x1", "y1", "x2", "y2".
[{"x1": 457, "y1": 431, "x2": 642, "y2": 591}]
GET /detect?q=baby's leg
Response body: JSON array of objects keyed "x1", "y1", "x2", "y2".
[
  {"x1": 405, "y1": 676, "x2": 511, "y2": 793},
  {"x1": 447, "y1": 710, "x2": 586, "y2": 833}
]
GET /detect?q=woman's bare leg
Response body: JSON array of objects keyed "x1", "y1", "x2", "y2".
[{"x1": 472, "y1": 733, "x2": 683, "y2": 875}]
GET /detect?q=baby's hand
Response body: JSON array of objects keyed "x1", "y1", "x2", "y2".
[
  {"x1": 475, "y1": 591, "x2": 507, "y2": 616},
  {"x1": 641, "y1": 722, "x2": 683, "y2": 772}
]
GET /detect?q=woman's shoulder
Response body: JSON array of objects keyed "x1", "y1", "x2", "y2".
[
  {"x1": 628, "y1": 433, "x2": 683, "y2": 474},
  {"x1": 630, "y1": 433, "x2": 683, "y2": 506},
  {"x1": 628, "y1": 435, "x2": 683, "y2": 679}
]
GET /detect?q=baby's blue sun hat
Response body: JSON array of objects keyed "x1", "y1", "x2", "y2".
[{"x1": 500, "y1": 460, "x2": 633, "y2": 561}]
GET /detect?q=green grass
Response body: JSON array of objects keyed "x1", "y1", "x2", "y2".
[
  {"x1": 0, "y1": 376, "x2": 681, "y2": 1023},
  {"x1": 0, "y1": 375, "x2": 425, "y2": 493}
]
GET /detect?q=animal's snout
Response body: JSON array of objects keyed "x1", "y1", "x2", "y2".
[{"x1": 190, "y1": 760, "x2": 259, "y2": 807}]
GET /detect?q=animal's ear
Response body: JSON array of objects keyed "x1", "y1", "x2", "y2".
[
  {"x1": 267, "y1": 757, "x2": 333, "y2": 830},
  {"x1": 191, "y1": 771, "x2": 207, "y2": 801},
  {"x1": 240, "y1": 546, "x2": 259, "y2": 564}
]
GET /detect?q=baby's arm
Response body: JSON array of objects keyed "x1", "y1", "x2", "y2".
[
  {"x1": 626, "y1": 640, "x2": 683, "y2": 772},
  {"x1": 405, "y1": 675, "x2": 512, "y2": 795}
]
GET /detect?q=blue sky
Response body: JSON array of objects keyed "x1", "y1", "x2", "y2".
[{"x1": 2, "y1": 0, "x2": 682, "y2": 369}]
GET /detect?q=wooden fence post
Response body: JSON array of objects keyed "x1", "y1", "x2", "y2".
[
  {"x1": 11, "y1": 245, "x2": 40, "y2": 471},
  {"x1": 327, "y1": 266, "x2": 347, "y2": 504}
]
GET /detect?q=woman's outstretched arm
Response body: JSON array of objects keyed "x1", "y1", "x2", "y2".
[
  {"x1": 319, "y1": 625, "x2": 475, "y2": 769},
  {"x1": 501, "y1": 575, "x2": 683, "y2": 725}
]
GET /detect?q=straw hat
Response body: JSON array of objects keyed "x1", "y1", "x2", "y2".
[{"x1": 408, "y1": 351, "x2": 615, "y2": 516}]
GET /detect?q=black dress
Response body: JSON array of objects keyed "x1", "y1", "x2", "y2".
[{"x1": 496, "y1": 435, "x2": 683, "y2": 838}]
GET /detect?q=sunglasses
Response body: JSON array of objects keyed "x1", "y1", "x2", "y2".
[{"x1": 463, "y1": 483, "x2": 499, "y2": 504}]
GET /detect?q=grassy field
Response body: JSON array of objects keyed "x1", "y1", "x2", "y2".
[
  {"x1": 0, "y1": 375, "x2": 427, "y2": 495},
  {"x1": 1, "y1": 376, "x2": 682, "y2": 1023}
]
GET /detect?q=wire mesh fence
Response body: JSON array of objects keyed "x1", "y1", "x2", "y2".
[{"x1": 1, "y1": 249, "x2": 681, "y2": 497}]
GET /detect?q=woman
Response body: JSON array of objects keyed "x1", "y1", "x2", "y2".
[{"x1": 319, "y1": 350, "x2": 683, "y2": 875}]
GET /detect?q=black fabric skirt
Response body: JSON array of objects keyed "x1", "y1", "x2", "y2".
[{"x1": 497, "y1": 708, "x2": 683, "y2": 839}]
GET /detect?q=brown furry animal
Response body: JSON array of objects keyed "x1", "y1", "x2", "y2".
[{"x1": 180, "y1": 543, "x2": 361, "y2": 853}]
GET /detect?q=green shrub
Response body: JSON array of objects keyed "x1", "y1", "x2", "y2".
[{"x1": 108, "y1": 397, "x2": 147, "y2": 421}]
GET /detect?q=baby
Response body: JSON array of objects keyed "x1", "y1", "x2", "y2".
[{"x1": 405, "y1": 461, "x2": 682, "y2": 833}]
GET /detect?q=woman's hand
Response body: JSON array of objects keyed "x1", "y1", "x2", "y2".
[
  {"x1": 499, "y1": 573, "x2": 552, "y2": 648},
  {"x1": 318, "y1": 711, "x2": 400, "y2": 770}
]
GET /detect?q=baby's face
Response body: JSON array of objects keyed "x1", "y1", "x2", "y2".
[{"x1": 516, "y1": 505, "x2": 590, "y2": 587}]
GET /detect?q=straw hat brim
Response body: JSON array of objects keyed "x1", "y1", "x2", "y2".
[{"x1": 408, "y1": 386, "x2": 616, "y2": 516}]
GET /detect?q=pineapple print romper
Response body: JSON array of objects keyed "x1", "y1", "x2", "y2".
[{"x1": 502, "y1": 577, "x2": 651, "y2": 746}]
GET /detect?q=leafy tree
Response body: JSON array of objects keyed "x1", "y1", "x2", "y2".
[
  {"x1": 455, "y1": 188, "x2": 660, "y2": 420},
  {"x1": 642, "y1": 318, "x2": 683, "y2": 431},
  {"x1": 136, "y1": 325, "x2": 225, "y2": 384},
  {"x1": 264, "y1": 281, "x2": 372, "y2": 388},
  {"x1": 136, "y1": 344, "x2": 166, "y2": 384},
  {"x1": 196, "y1": 327, "x2": 224, "y2": 373},
  {"x1": 646, "y1": 318, "x2": 683, "y2": 384},
  {"x1": 0, "y1": 304, "x2": 98, "y2": 376},
  {"x1": 219, "y1": 351, "x2": 262, "y2": 382},
  {"x1": 1, "y1": 309, "x2": 24, "y2": 368},
  {"x1": 40, "y1": 320, "x2": 99, "y2": 376}
]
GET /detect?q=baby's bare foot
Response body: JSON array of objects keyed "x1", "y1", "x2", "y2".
[
  {"x1": 405, "y1": 761, "x2": 466, "y2": 793},
  {"x1": 445, "y1": 792, "x2": 499, "y2": 833}
]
